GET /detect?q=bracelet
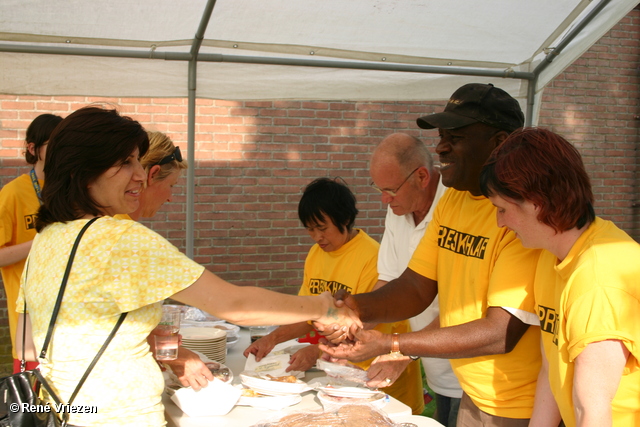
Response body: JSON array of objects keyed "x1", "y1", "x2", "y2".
[{"x1": 389, "y1": 333, "x2": 404, "y2": 359}]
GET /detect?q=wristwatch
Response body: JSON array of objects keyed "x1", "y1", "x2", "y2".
[{"x1": 389, "y1": 333, "x2": 404, "y2": 359}]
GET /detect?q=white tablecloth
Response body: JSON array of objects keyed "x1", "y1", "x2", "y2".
[{"x1": 164, "y1": 326, "x2": 419, "y2": 427}]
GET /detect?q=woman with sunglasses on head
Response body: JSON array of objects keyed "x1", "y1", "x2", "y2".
[
  {"x1": 0, "y1": 113, "x2": 63, "y2": 373},
  {"x1": 243, "y1": 177, "x2": 425, "y2": 415},
  {"x1": 480, "y1": 127, "x2": 640, "y2": 427},
  {"x1": 114, "y1": 131, "x2": 212, "y2": 391},
  {"x1": 15, "y1": 106, "x2": 360, "y2": 427},
  {"x1": 119, "y1": 131, "x2": 185, "y2": 222}
]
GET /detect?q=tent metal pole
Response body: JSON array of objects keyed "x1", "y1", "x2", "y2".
[
  {"x1": 526, "y1": 0, "x2": 611, "y2": 126},
  {"x1": 0, "y1": 43, "x2": 534, "y2": 81},
  {"x1": 186, "y1": 0, "x2": 218, "y2": 259}
]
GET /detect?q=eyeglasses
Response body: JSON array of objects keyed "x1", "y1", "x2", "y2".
[
  {"x1": 370, "y1": 167, "x2": 420, "y2": 197},
  {"x1": 156, "y1": 146, "x2": 182, "y2": 166}
]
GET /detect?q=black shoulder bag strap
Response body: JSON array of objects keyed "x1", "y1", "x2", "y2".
[
  {"x1": 39, "y1": 217, "x2": 99, "y2": 358},
  {"x1": 31, "y1": 217, "x2": 128, "y2": 407}
]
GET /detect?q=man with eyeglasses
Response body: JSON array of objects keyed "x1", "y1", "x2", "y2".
[
  {"x1": 320, "y1": 84, "x2": 542, "y2": 427},
  {"x1": 368, "y1": 133, "x2": 461, "y2": 427}
]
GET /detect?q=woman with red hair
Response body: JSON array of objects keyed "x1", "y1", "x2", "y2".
[{"x1": 480, "y1": 127, "x2": 640, "y2": 427}]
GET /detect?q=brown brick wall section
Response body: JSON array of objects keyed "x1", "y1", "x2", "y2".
[{"x1": 0, "y1": 9, "x2": 638, "y2": 369}]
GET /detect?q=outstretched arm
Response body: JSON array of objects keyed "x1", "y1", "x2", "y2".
[
  {"x1": 321, "y1": 306, "x2": 530, "y2": 362},
  {"x1": 172, "y1": 269, "x2": 361, "y2": 330},
  {"x1": 349, "y1": 268, "x2": 437, "y2": 324}
]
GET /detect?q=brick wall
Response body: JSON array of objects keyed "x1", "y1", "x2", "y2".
[{"x1": 0, "y1": 8, "x2": 638, "y2": 371}]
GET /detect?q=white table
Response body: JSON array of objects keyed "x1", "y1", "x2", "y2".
[{"x1": 164, "y1": 327, "x2": 414, "y2": 427}]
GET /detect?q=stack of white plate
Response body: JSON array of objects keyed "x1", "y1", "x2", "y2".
[
  {"x1": 181, "y1": 327, "x2": 227, "y2": 364},
  {"x1": 180, "y1": 321, "x2": 241, "y2": 349}
]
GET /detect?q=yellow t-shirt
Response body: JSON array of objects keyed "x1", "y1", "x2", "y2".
[
  {"x1": 299, "y1": 229, "x2": 424, "y2": 414},
  {"x1": 535, "y1": 217, "x2": 640, "y2": 427},
  {"x1": 18, "y1": 217, "x2": 205, "y2": 426},
  {"x1": 0, "y1": 173, "x2": 41, "y2": 359},
  {"x1": 408, "y1": 188, "x2": 541, "y2": 418}
]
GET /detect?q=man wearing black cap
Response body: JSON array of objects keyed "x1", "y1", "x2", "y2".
[{"x1": 320, "y1": 84, "x2": 542, "y2": 426}]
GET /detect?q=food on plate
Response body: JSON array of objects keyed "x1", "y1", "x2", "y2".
[
  {"x1": 241, "y1": 388, "x2": 262, "y2": 397},
  {"x1": 274, "y1": 412, "x2": 343, "y2": 427},
  {"x1": 338, "y1": 404, "x2": 393, "y2": 426},
  {"x1": 269, "y1": 405, "x2": 395, "y2": 427},
  {"x1": 266, "y1": 374, "x2": 298, "y2": 383}
]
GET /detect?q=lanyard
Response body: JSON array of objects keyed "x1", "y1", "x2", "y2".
[{"x1": 29, "y1": 168, "x2": 42, "y2": 205}]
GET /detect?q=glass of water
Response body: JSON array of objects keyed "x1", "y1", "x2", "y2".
[{"x1": 154, "y1": 334, "x2": 179, "y2": 360}]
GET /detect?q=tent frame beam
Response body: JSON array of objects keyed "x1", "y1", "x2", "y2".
[{"x1": 525, "y1": 0, "x2": 612, "y2": 125}]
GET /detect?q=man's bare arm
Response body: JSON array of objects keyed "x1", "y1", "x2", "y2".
[{"x1": 351, "y1": 268, "x2": 437, "y2": 324}]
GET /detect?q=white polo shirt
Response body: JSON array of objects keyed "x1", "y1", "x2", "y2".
[{"x1": 377, "y1": 180, "x2": 463, "y2": 398}]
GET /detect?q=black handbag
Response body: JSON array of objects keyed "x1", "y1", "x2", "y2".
[{"x1": 0, "y1": 218, "x2": 127, "y2": 427}]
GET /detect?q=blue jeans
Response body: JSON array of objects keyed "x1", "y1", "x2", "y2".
[{"x1": 434, "y1": 393, "x2": 461, "y2": 427}]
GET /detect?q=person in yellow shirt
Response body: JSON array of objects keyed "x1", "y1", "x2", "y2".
[
  {"x1": 16, "y1": 106, "x2": 359, "y2": 426},
  {"x1": 244, "y1": 177, "x2": 424, "y2": 414},
  {"x1": 480, "y1": 127, "x2": 640, "y2": 427},
  {"x1": 0, "y1": 113, "x2": 62, "y2": 373},
  {"x1": 321, "y1": 84, "x2": 541, "y2": 427}
]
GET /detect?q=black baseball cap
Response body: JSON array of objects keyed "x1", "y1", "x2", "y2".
[{"x1": 417, "y1": 83, "x2": 524, "y2": 132}]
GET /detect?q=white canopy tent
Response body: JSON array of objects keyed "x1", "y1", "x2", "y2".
[{"x1": 1, "y1": 0, "x2": 637, "y2": 256}]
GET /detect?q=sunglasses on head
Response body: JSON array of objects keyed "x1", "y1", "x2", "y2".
[{"x1": 156, "y1": 146, "x2": 182, "y2": 166}]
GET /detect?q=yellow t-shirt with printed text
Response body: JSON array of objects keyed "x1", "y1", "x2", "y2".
[
  {"x1": 408, "y1": 188, "x2": 541, "y2": 419},
  {"x1": 18, "y1": 217, "x2": 204, "y2": 426},
  {"x1": 535, "y1": 218, "x2": 640, "y2": 427},
  {"x1": 299, "y1": 229, "x2": 424, "y2": 415},
  {"x1": 0, "y1": 173, "x2": 41, "y2": 359}
]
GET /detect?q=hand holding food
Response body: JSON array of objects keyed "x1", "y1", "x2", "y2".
[
  {"x1": 318, "y1": 329, "x2": 387, "y2": 363},
  {"x1": 314, "y1": 291, "x2": 362, "y2": 340}
]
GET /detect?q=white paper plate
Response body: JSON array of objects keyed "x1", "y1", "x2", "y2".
[
  {"x1": 240, "y1": 371, "x2": 309, "y2": 396},
  {"x1": 236, "y1": 391, "x2": 302, "y2": 410},
  {"x1": 181, "y1": 327, "x2": 227, "y2": 340},
  {"x1": 316, "y1": 385, "x2": 379, "y2": 398}
]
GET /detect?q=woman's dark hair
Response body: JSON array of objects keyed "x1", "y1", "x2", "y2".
[
  {"x1": 24, "y1": 114, "x2": 63, "y2": 164},
  {"x1": 36, "y1": 106, "x2": 149, "y2": 231},
  {"x1": 298, "y1": 177, "x2": 358, "y2": 233},
  {"x1": 480, "y1": 127, "x2": 595, "y2": 232}
]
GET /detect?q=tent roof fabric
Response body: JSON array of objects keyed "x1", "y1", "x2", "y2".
[{"x1": 0, "y1": 0, "x2": 637, "y2": 103}]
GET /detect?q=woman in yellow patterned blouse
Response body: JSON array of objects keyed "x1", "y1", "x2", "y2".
[{"x1": 16, "y1": 106, "x2": 360, "y2": 427}]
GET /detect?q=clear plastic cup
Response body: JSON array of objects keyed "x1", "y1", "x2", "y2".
[
  {"x1": 155, "y1": 334, "x2": 179, "y2": 360},
  {"x1": 157, "y1": 305, "x2": 181, "y2": 335}
]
